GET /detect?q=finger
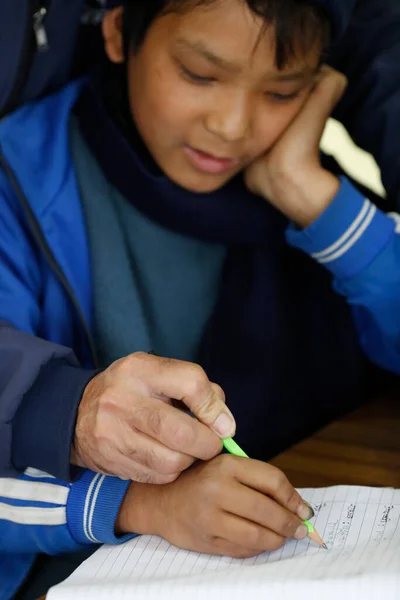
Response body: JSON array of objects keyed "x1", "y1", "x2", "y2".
[
  {"x1": 125, "y1": 393, "x2": 223, "y2": 461},
  {"x1": 227, "y1": 457, "x2": 313, "y2": 521},
  {"x1": 318, "y1": 65, "x2": 348, "y2": 104},
  {"x1": 215, "y1": 513, "x2": 285, "y2": 553},
  {"x1": 93, "y1": 451, "x2": 184, "y2": 484},
  {"x1": 285, "y1": 66, "x2": 347, "y2": 150},
  {"x1": 222, "y1": 481, "x2": 307, "y2": 540},
  {"x1": 127, "y1": 353, "x2": 236, "y2": 438},
  {"x1": 310, "y1": 66, "x2": 347, "y2": 129},
  {"x1": 117, "y1": 424, "x2": 196, "y2": 476}
]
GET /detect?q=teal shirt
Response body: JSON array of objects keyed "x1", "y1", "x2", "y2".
[{"x1": 70, "y1": 119, "x2": 227, "y2": 367}]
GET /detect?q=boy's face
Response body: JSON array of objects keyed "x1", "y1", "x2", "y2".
[{"x1": 104, "y1": 0, "x2": 322, "y2": 193}]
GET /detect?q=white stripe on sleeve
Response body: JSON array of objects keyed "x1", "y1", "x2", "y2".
[
  {"x1": 83, "y1": 473, "x2": 103, "y2": 543},
  {"x1": 0, "y1": 502, "x2": 66, "y2": 526},
  {"x1": 388, "y1": 212, "x2": 400, "y2": 233},
  {"x1": 0, "y1": 478, "x2": 68, "y2": 505},
  {"x1": 24, "y1": 468, "x2": 56, "y2": 479},
  {"x1": 87, "y1": 475, "x2": 106, "y2": 543},
  {"x1": 316, "y1": 205, "x2": 376, "y2": 264},
  {"x1": 312, "y1": 199, "x2": 371, "y2": 260}
]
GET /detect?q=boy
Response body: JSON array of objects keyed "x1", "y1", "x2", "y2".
[{"x1": 1, "y1": 0, "x2": 400, "y2": 597}]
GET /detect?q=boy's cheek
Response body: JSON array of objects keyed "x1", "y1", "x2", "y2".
[{"x1": 251, "y1": 105, "x2": 303, "y2": 158}]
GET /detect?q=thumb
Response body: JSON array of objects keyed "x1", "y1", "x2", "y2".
[
  {"x1": 184, "y1": 381, "x2": 237, "y2": 439},
  {"x1": 137, "y1": 353, "x2": 237, "y2": 439}
]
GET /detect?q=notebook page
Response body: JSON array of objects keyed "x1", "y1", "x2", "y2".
[{"x1": 49, "y1": 486, "x2": 400, "y2": 600}]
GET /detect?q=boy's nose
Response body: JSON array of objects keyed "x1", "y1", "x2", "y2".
[{"x1": 204, "y1": 94, "x2": 250, "y2": 143}]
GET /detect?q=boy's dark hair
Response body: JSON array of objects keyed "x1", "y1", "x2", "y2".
[{"x1": 122, "y1": 0, "x2": 332, "y2": 69}]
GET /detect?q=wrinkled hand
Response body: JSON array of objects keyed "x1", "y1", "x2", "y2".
[
  {"x1": 245, "y1": 66, "x2": 348, "y2": 227},
  {"x1": 71, "y1": 352, "x2": 235, "y2": 483},
  {"x1": 117, "y1": 455, "x2": 314, "y2": 558}
]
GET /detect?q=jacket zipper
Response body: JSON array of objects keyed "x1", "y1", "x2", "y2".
[
  {"x1": 0, "y1": 146, "x2": 99, "y2": 368},
  {"x1": 1, "y1": 1, "x2": 50, "y2": 119},
  {"x1": 32, "y1": 1, "x2": 50, "y2": 51}
]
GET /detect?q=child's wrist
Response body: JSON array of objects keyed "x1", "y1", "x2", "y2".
[
  {"x1": 289, "y1": 169, "x2": 341, "y2": 228},
  {"x1": 115, "y1": 482, "x2": 163, "y2": 536},
  {"x1": 261, "y1": 167, "x2": 340, "y2": 228}
]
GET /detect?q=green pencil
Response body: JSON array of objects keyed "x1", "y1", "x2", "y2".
[{"x1": 222, "y1": 437, "x2": 327, "y2": 549}]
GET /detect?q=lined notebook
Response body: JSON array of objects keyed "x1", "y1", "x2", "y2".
[{"x1": 49, "y1": 486, "x2": 400, "y2": 600}]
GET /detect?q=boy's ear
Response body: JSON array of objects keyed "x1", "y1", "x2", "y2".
[{"x1": 102, "y1": 7, "x2": 125, "y2": 64}]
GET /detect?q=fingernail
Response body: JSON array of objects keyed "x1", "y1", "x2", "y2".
[
  {"x1": 213, "y1": 412, "x2": 235, "y2": 438},
  {"x1": 294, "y1": 524, "x2": 308, "y2": 540},
  {"x1": 298, "y1": 502, "x2": 314, "y2": 521}
]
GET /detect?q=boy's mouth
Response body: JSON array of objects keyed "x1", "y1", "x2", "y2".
[{"x1": 183, "y1": 146, "x2": 240, "y2": 175}]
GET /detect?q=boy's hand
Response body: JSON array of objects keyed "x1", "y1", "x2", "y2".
[
  {"x1": 245, "y1": 67, "x2": 347, "y2": 228},
  {"x1": 117, "y1": 455, "x2": 313, "y2": 558},
  {"x1": 72, "y1": 352, "x2": 235, "y2": 483}
]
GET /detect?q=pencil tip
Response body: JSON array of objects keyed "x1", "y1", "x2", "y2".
[{"x1": 322, "y1": 543, "x2": 328, "y2": 550}]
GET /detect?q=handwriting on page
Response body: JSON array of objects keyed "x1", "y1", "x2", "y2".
[{"x1": 49, "y1": 486, "x2": 400, "y2": 600}]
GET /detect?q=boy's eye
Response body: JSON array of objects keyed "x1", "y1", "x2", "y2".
[
  {"x1": 267, "y1": 91, "x2": 301, "y2": 102},
  {"x1": 179, "y1": 64, "x2": 214, "y2": 85}
]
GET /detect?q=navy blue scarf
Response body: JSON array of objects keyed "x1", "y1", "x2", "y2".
[{"x1": 76, "y1": 73, "x2": 371, "y2": 459}]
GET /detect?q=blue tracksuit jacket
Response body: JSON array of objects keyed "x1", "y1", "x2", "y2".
[{"x1": 0, "y1": 80, "x2": 400, "y2": 598}]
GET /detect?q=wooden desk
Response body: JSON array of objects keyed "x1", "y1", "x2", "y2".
[{"x1": 271, "y1": 392, "x2": 400, "y2": 488}]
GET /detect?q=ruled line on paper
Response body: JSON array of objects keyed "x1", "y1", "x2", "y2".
[{"x1": 48, "y1": 486, "x2": 400, "y2": 600}]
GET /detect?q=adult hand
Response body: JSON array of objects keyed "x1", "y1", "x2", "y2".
[
  {"x1": 71, "y1": 352, "x2": 235, "y2": 483},
  {"x1": 116, "y1": 455, "x2": 314, "y2": 558},
  {"x1": 245, "y1": 66, "x2": 348, "y2": 228}
]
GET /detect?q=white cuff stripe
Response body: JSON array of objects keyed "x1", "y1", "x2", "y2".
[
  {"x1": 312, "y1": 199, "x2": 371, "y2": 260},
  {"x1": 317, "y1": 205, "x2": 376, "y2": 265},
  {"x1": 24, "y1": 468, "x2": 56, "y2": 479},
  {"x1": 83, "y1": 473, "x2": 101, "y2": 542},
  {"x1": 87, "y1": 475, "x2": 105, "y2": 543},
  {"x1": 0, "y1": 478, "x2": 68, "y2": 505},
  {"x1": 83, "y1": 473, "x2": 105, "y2": 543},
  {"x1": 388, "y1": 212, "x2": 400, "y2": 233},
  {"x1": 0, "y1": 501, "x2": 66, "y2": 525}
]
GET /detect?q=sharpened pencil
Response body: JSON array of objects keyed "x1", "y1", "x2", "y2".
[{"x1": 304, "y1": 519, "x2": 327, "y2": 548}]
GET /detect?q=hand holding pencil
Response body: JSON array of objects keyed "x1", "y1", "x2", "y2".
[
  {"x1": 117, "y1": 451, "x2": 319, "y2": 558},
  {"x1": 223, "y1": 437, "x2": 327, "y2": 548}
]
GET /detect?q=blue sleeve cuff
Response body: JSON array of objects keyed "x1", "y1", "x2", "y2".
[
  {"x1": 286, "y1": 177, "x2": 395, "y2": 279},
  {"x1": 12, "y1": 358, "x2": 99, "y2": 482},
  {"x1": 67, "y1": 470, "x2": 135, "y2": 546}
]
